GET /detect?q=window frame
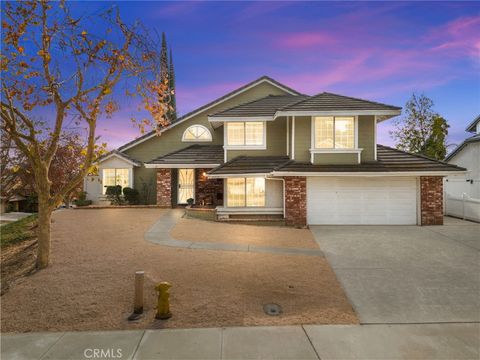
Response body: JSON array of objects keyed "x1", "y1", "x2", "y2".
[
  {"x1": 224, "y1": 121, "x2": 267, "y2": 150},
  {"x1": 102, "y1": 168, "x2": 131, "y2": 194},
  {"x1": 182, "y1": 124, "x2": 213, "y2": 142},
  {"x1": 312, "y1": 116, "x2": 357, "y2": 150},
  {"x1": 226, "y1": 177, "x2": 266, "y2": 207}
]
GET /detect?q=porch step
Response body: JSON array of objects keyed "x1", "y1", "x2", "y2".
[{"x1": 218, "y1": 214, "x2": 285, "y2": 225}]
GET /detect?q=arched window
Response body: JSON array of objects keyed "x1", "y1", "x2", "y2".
[{"x1": 182, "y1": 125, "x2": 212, "y2": 142}]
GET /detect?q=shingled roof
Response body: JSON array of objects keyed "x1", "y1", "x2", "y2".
[
  {"x1": 209, "y1": 95, "x2": 307, "y2": 118},
  {"x1": 208, "y1": 156, "x2": 290, "y2": 176},
  {"x1": 209, "y1": 92, "x2": 401, "y2": 120},
  {"x1": 272, "y1": 145, "x2": 465, "y2": 173},
  {"x1": 146, "y1": 145, "x2": 224, "y2": 166},
  {"x1": 280, "y1": 92, "x2": 401, "y2": 112}
]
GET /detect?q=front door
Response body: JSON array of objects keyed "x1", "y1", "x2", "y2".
[{"x1": 178, "y1": 169, "x2": 195, "y2": 204}]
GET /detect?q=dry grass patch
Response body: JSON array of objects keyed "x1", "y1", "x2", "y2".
[{"x1": 1, "y1": 209, "x2": 357, "y2": 333}]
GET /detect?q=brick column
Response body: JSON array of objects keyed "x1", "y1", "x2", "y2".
[
  {"x1": 284, "y1": 176, "x2": 307, "y2": 227},
  {"x1": 195, "y1": 169, "x2": 224, "y2": 206},
  {"x1": 156, "y1": 169, "x2": 172, "y2": 207},
  {"x1": 420, "y1": 176, "x2": 443, "y2": 225}
]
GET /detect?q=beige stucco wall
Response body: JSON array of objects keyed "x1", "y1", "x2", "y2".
[
  {"x1": 358, "y1": 115, "x2": 375, "y2": 162},
  {"x1": 265, "y1": 179, "x2": 283, "y2": 208},
  {"x1": 445, "y1": 142, "x2": 480, "y2": 198},
  {"x1": 313, "y1": 153, "x2": 358, "y2": 165},
  {"x1": 292, "y1": 116, "x2": 311, "y2": 162}
]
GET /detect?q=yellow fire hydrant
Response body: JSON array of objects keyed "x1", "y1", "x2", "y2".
[{"x1": 155, "y1": 282, "x2": 172, "y2": 320}]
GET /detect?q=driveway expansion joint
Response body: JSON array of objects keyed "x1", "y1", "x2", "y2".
[{"x1": 144, "y1": 210, "x2": 324, "y2": 257}]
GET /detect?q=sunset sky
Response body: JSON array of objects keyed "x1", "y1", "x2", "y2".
[{"x1": 75, "y1": 1, "x2": 479, "y2": 150}]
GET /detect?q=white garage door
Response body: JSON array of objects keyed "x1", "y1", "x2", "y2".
[{"x1": 307, "y1": 177, "x2": 417, "y2": 225}]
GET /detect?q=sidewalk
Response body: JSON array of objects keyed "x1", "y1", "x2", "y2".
[{"x1": 2, "y1": 323, "x2": 478, "y2": 360}]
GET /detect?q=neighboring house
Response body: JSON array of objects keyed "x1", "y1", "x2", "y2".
[
  {"x1": 444, "y1": 115, "x2": 480, "y2": 222},
  {"x1": 85, "y1": 76, "x2": 464, "y2": 226}
]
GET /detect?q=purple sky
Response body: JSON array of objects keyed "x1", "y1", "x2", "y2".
[{"x1": 78, "y1": 1, "x2": 479, "y2": 150}]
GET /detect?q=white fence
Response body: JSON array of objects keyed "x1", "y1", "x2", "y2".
[{"x1": 445, "y1": 193, "x2": 480, "y2": 222}]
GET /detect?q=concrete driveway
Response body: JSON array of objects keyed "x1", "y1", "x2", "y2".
[{"x1": 310, "y1": 217, "x2": 480, "y2": 324}]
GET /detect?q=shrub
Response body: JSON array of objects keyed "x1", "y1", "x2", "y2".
[
  {"x1": 1, "y1": 214, "x2": 38, "y2": 247},
  {"x1": 123, "y1": 187, "x2": 139, "y2": 205},
  {"x1": 105, "y1": 185, "x2": 123, "y2": 205},
  {"x1": 139, "y1": 177, "x2": 155, "y2": 204},
  {"x1": 74, "y1": 191, "x2": 92, "y2": 207}
]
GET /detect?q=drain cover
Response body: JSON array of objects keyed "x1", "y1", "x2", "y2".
[{"x1": 263, "y1": 303, "x2": 282, "y2": 316}]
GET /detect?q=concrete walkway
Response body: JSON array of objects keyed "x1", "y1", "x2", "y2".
[
  {"x1": 144, "y1": 209, "x2": 324, "y2": 257},
  {"x1": 2, "y1": 323, "x2": 478, "y2": 360},
  {"x1": 0, "y1": 212, "x2": 32, "y2": 224}
]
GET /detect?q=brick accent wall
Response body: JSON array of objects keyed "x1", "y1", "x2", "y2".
[
  {"x1": 195, "y1": 169, "x2": 223, "y2": 206},
  {"x1": 284, "y1": 176, "x2": 307, "y2": 227},
  {"x1": 420, "y1": 176, "x2": 443, "y2": 225},
  {"x1": 156, "y1": 169, "x2": 172, "y2": 207}
]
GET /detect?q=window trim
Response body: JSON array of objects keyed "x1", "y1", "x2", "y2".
[
  {"x1": 182, "y1": 124, "x2": 213, "y2": 142},
  {"x1": 223, "y1": 121, "x2": 267, "y2": 150},
  {"x1": 226, "y1": 177, "x2": 266, "y2": 208},
  {"x1": 102, "y1": 168, "x2": 132, "y2": 194},
  {"x1": 311, "y1": 115, "x2": 358, "y2": 150}
]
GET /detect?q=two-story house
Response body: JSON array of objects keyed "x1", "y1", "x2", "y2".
[{"x1": 85, "y1": 76, "x2": 464, "y2": 226}]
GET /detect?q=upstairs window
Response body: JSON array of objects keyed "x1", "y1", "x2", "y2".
[
  {"x1": 182, "y1": 125, "x2": 212, "y2": 142},
  {"x1": 226, "y1": 122, "x2": 265, "y2": 147},
  {"x1": 314, "y1": 116, "x2": 355, "y2": 149}
]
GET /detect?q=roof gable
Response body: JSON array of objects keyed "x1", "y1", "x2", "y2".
[
  {"x1": 118, "y1": 76, "x2": 302, "y2": 152},
  {"x1": 445, "y1": 133, "x2": 480, "y2": 162},
  {"x1": 465, "y1": 115, "x2": 480, "y2": 133},
  {"x1": 97, "y1": 150, "x2": 142, "y2": 167}
]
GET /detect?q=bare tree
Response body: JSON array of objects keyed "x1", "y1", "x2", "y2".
[{"x1": 1, "y1": 0, "x2": 170, "y2": 268}]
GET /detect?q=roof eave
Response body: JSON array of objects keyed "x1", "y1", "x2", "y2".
[
  {"x1": 270, "y1": 170, "x2": 466, "y2": 177},
  {"x1": 208, "y1": 116, "x2": 274, "y2": 122},
  {"x1": 274, "y1": 109, "x2": 401, "y2": 118},
  {"x1": 145, "y1": 163, "x2": 222, "y2": 169},
  {"x1": 207, "y1": 172, "x2": 270, "y2": 179},
  {"x1": 97, "y1": 152, "x2": 141, "y2": 167}
]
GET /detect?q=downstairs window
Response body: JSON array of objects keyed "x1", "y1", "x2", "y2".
[
  {"x1": 227, "y1": 177, "x2": 265, "y2": 207},
  {"x1": 102, "y1": 168, "x2": 130, "y2": 194}
]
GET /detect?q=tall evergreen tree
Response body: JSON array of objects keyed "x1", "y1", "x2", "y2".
[
  {"x1": 168, "y1": 48, "x2": 177, "y2": 120},
  {"x1": 421, "y1": 115, "x2": 449, "y2": 160},
  {"x1": 160, "y1": 32, "x2": 168, "y2": 83}
]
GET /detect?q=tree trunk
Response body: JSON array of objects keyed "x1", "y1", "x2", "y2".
[{"x1": 36, "y1": 197, "x2": 52, "y2": 269}]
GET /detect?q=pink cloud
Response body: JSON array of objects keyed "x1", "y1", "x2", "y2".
[
  {"x1": 426, "y1": 16, "x2": 480, "y2": 58},
  {"x1": 275, "y1": 32, "x2": 334, "y2": 49}
]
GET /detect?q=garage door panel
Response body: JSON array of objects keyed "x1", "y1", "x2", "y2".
[{"x1": 307, "y1": 177, "x2": 417, "y2": 225}]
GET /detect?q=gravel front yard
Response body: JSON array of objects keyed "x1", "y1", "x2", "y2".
[{"x1": 1, "y1": 209, "x2": 357, "y2": 333}]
